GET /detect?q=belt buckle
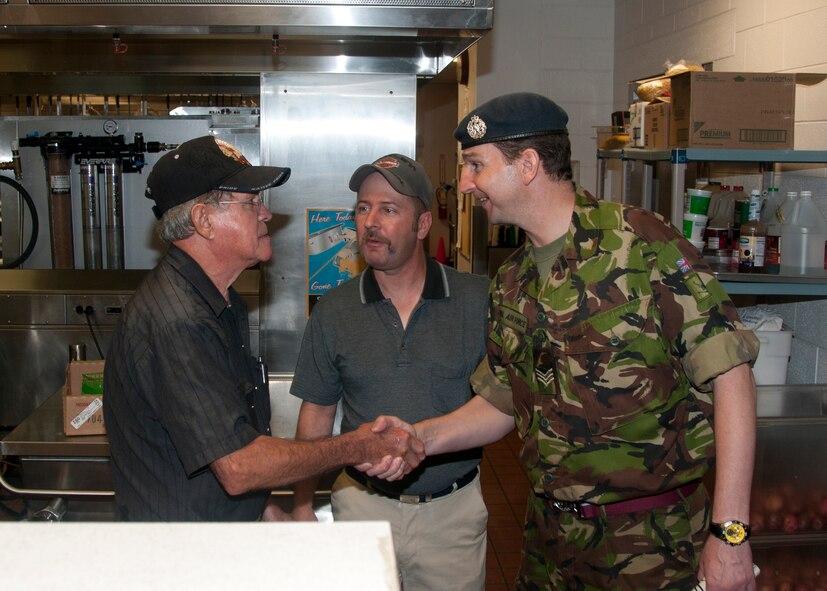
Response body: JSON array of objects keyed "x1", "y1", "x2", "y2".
[
  {"x1": 551, "y1": 499, "x2": 585, "y2": 518},
  {"x1": 398, "y1": 494, "x2": 430, "y2": 504}
]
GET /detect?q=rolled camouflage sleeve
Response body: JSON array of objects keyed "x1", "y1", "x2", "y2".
[
  {"x1": 648, "y1": 225, "x2": 760, "y2": 391},
  {"x1": 684, "y1": 328, "x2": 760, "y2": 390},
  {"x1": 470, "y1": 356, "x2": 514, "y2": 415}
]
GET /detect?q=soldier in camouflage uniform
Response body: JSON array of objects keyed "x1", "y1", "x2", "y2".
[{"x1": 373, "y1": 93, "x2": 760, "y2": 591}]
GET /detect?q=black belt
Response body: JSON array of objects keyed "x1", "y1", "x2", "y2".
[{"x1": 345, "y1": 466, "x2": 478, "y2": 504}]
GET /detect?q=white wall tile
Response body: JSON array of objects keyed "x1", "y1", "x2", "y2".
[
  {"x1": 582, "y1": 38, "x2": 616, "y2": 71},
  {"x1": 664, "y1": 0, "x2": 690, "y2": 15},
  {"x1": 616, "y1": 0, "x2": 645, "y2": 35},
  {"x1": 731, "y1": 0, "x2": 766, "y2": 31},
  {"x1": 554, "y1": 100, "x2": 584, "y2": 131},
  {"x1": 579, "y1": 101, "x2": 616, "y2": 130},
  {"x1": 714, "y1": 36, "x2": 747, "y2": 70},
  {"x1": 617, "y1": 24, "x2": 656, "y2": 51},
  {"x1": 794, "y1": 122, "x2": 827, "y2": 150},
  {"x1": 796, "y1": 77, "x2": 827, "y2": 122},
  {"x1": 544, "y1": 3, "x2": 615, "y2": 39},
  {"x1": 783, "y1": 8, "x2": 827, "y2": 68},
  {"x1": 742, "y1": 21, "x2": 785, "y2": 71},
  {"x1": 766, "y1": 0, "x2": 827, "y2": 22},
  {"x1": 652, "y1": 13, "x2": 678, "y2": 38},
  {"x1": 675, "y1": 4, "x2": 703, "y2": 30},
  {"x1": 583, "y1": 70, "x2": 616, "y2": 102},
  {"x1": 641, "y1": 0, "x2": 667, "y2": 25},
  {"x1": 544, "y1": 69, "x2": 587, "y2": 103},
  {"x1": 698, "y1": 0, "x2": 734, "y2": 21},
  {"x1": 541, "y1": 36, "x2": 583, "y2": 68}
]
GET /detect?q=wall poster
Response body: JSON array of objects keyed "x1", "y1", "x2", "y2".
[{"x1": 305, "y1": 208, "x2": 365, "y2": 315}]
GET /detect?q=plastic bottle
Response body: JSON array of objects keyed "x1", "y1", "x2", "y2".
[
  {"x1": 776, "y1": 191, "x2": 798, "y2": 226},
  {"x1": 762, "y1": 187, "x2": 782, "y2": 274},
  {"x1": 780, "y1": 190, "x2": 827, "y2": 275},
  {"x1": 738, "y1": 190, "x2": 766, "y2": 273},
  {"x1": 760, "y1": 187, "x2": 782, "y2": 225},
  {"x1": 730, "y1": 185, "x2": 749, "y2": 266},
  {"x1": 769, "y1": 191, "x2": 798, "y2": 275}
]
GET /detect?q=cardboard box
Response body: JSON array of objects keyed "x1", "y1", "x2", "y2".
[
  {"x1": 629, "y1": 101, "x2": 648, "y2": 147},
  {"x1": 63, "y1": 360, "x2": 106, "y2": 436},
  {"x1": 644, "y1": 101, "x2": 670, "y2": 149},
  {"x1": 65, "y1": 360, "x2": 105, "y2": 396},
  {"x1": 668, "y1": 71, "x2": 825, "y2": 149},
  {"x1": 63, "y1": 391, "x2": 106, "y2": 436}
]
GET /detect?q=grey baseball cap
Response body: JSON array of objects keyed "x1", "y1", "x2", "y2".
[{"x1": 349, "y1": 153, "x2": 433, "y2": 209}]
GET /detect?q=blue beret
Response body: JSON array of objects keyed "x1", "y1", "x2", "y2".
[{"x1": 454, "y1": 92, "x2": 569, "y2": 150}]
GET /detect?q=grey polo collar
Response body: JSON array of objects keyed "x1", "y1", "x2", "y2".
[{"x1": 359, "y1": 256, "x2": 449, "y2": 304}]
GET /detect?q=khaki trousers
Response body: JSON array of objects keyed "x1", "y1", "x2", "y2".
[{"x1": 332, "y1": 470, "x2": 488, "y2": 591}]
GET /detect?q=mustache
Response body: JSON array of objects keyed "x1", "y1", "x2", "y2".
[{"x1": 359, "y1": 230, "x2": 396, "y2": 254}]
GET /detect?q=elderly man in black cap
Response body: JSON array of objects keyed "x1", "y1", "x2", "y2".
[
  {"x1": 103, "y1": 136, "x2": 424, "y2": 521},
  {"x1": 371, "y1": 93, "x2": 759, "y2": 591},
  {"x1": 289, "y1": 153, "x2": 491, "y2": 591}
]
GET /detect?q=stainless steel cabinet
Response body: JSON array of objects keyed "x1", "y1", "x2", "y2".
[{"x1": 750, "y1": 385, "x2": 827, "y2": 589}]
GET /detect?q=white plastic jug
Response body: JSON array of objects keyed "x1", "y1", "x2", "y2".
[{"x1": 779, "y1": 190, "x2": 827, "y2": 275}]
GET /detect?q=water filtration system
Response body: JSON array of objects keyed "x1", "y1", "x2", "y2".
[{"x1": 16, "y1": 132, "x2": 175, "y2": 270}]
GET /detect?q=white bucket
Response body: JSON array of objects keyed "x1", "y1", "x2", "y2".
[{"x1": 752, "y1": 329, "x2": 793, "y2": 385}]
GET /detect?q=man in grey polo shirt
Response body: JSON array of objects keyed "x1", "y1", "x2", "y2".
[{"x1": 290, "y1": 153, "x2": 490, "y2": 591}]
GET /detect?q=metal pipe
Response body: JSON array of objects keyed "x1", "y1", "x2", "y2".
[
  {"x1": 0, "y1": 466, "x2": 113, "y2": 498},
  {"x1": 31, "y1": 497, "x2": 67, "y2": 521},
  {"x1": 103, "y1": 161, "x2": 124, "y2": 269},
  {"x1": 79, "y1": 163, "x2": 103, "y2": 269},
  {"x1": 45, "y1": 146, "x2": 75, "y2": 268}
]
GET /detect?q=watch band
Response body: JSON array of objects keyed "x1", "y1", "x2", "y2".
[{"x1": 709, "y1": 520, "x2": 751, "y2": 546}]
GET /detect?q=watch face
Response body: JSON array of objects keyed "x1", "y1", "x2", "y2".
[{"x1": 724, "y1": 522, "x2": 747, "y2": 544}]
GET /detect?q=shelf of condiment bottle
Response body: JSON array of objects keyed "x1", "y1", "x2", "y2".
[
  {"x1": 711, "y1": 265, "x2": 827, "y2": 295},
  {"x1": 596, "y1": 148, "x2": 827, "y2": 163}
]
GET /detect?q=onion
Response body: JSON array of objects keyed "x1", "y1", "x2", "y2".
[{"x1": 782, "y1": 512, "x2": 799, "y2": 533}]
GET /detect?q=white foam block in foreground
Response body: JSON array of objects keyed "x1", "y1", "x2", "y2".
[{"x1": 0, "y1": 521, "x2": 398, "y2": 590}]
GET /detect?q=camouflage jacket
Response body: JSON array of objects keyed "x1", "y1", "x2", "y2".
[{"x1": 478, "y1": 192, "x2": 759, "y2": 504}]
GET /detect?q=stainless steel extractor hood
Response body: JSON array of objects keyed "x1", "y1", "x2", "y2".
[{"x1": 0, "y1": 0, "x2": 493, "y2": 86}]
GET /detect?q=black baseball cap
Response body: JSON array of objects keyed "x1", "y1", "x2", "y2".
[
  {"x1": 349, "y1": 153, "x2": 433, "y2": 209},
  {"x1": 145, "y1": 135, "x2": 291, "y2": 220},
  {"x1": 454, "y1": 92, "x2": 569, "y2": 150}
]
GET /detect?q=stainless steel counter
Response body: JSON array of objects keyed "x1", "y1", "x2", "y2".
[
  {"x1": 1, "y1": 390, "x2": 109, "y2": 458},
  {"x1": 0, "y1": 373, "x2": 336, "y2": 520}
]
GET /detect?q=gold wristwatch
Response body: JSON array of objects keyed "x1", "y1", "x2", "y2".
[{"x1": 709, "y1": 520, "x2": 751, "y2": 546}]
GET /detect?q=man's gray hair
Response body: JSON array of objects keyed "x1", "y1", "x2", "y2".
[{"x1": 156, "y1": 189, "x2": 229, "y2": 243}]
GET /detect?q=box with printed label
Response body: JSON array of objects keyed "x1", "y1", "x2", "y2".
[
  {"x1": 644, "y1": 101, "x2": 670, "y2": 149},
  {"x1": 63, "y1": 391, "x2": 106, "y2": 436},
  {"x1": 668, "y1": 71, "x2": 825, "y2": 149},
  {"x1": 63, "y1": 360, "x2": 106, "y2": 436}
]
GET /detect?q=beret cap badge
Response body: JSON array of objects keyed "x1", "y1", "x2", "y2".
[{"x1": 467, "y1": 115, "x2": 487, "y2": 140}]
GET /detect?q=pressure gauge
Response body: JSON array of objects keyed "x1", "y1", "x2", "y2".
[{"x1": 103, "y1": 119, "x2": 119, "y2": 136}]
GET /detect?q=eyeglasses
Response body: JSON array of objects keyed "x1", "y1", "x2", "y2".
[{"x1": 216, "y1": 198, "x2": 266, "y2": 210}]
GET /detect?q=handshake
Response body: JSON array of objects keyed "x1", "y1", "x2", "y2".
[{"x1": 353, "y1": 415, "x2": 426, "y2": 482}]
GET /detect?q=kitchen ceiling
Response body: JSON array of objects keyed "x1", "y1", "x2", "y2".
[{"x1": 0, "y1": 0, "x2": 493, "y2": 91}]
